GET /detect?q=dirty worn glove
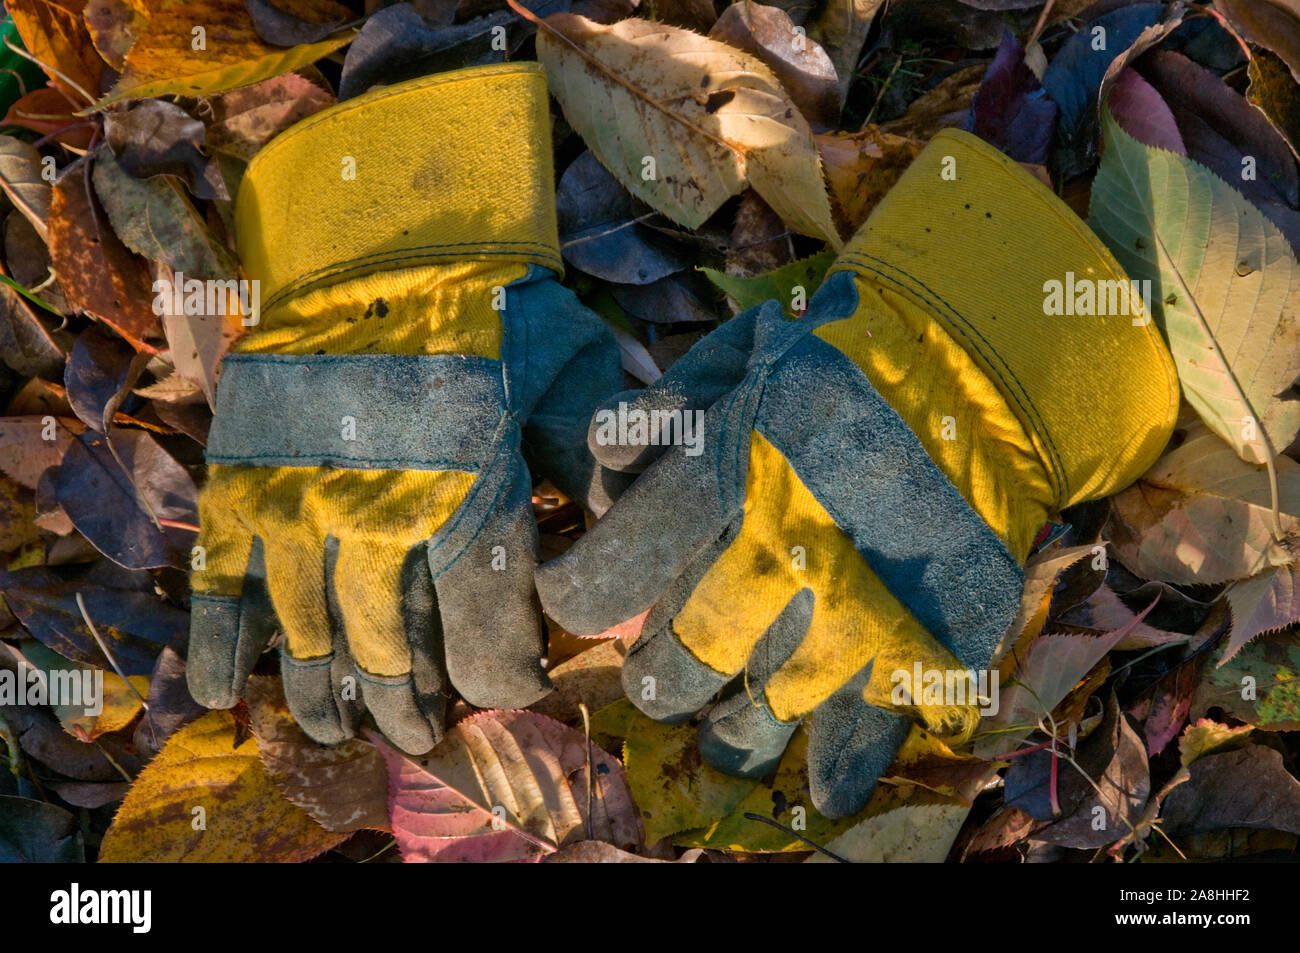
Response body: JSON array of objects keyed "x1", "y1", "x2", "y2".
[
  {"x1": 537, "y1": 129, "x2": 1179, "y2": 817},
  {"x1": 187, "y1": 64, "x2": 622, "y2": 754}
]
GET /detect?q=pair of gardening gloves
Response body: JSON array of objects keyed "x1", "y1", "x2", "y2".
[{"x1": 186, "y1": 63, "x2": 1180, "y2": 819}]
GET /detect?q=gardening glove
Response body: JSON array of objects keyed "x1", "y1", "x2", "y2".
[
  {"x1": 537, "y1": 128, "x2": 1180, "y2": 817},
  {"x1": 186, "y1": 63, "x2": 623, "y2": 754}
]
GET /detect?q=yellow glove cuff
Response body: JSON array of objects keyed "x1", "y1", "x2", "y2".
[
  {"x1": 830, "y1": 128, "x2": 1179, "y2": 510},
  {"x1": 234, "y1": 63, "x2": 563, "y2": 315}
]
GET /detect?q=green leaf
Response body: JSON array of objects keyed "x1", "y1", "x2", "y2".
[
  {"x1": 92, "y1": 149, "x2": 236, "y2": 280},
  {"x1": 699, "y1": 250, "x2": 836, "y2": 317},
  {"x1": 1090, "y1": 106, "x2": 1300, "y2": 524}
]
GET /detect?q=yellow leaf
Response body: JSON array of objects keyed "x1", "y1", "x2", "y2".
[
  {"x1": 61, "y1": 673, "x2": 149, "y2": 740},
  {"x1": 99, "y1": 710, "x2": 348, "y2": 861},
  {"x1": 92, "y1": 0, "x2": 354, "y2": 109},
  {"x1": 8, "y1": 0, "x2": 106, "y2": 104},
  {"x1": 537, "y1": 13, "x2": 841, "y2": 246}
]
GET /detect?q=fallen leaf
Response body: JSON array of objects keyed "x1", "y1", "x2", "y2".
[
  {"x1": 1178, "y1": 717, "x2": 1254, "y2": 767},
  {"x1": 93, "y1": 149, "x2": 236, "y2": 280},
  {"x1": 1108, "y1": 67, "x2": 1184, "y2": 155},
  {"x1": 967, "y1": 31, "x2": 1059, "y2": 165},
  {"x1": 1105, "y1": 419, "x2": 1300, "y2": 586},
  {"x1": 1223, "y1": 564, "x2": 1300, "y2": 663},
  {"x1": 699, "y1": 249, "x2": 833, "y2": 317},
  {"x1": 96, "y1": 0, "x2": 355, "y2": 107},
  {"x1": 805, "y1": 804, "x2": 969, "y2": 863},
  {"x1": 606, "y1": 697, "x2": 755, "y2": 845},
  {"x1": 809, "y1": 0, "x2": 883, "y2": 102},
  {"x1": 7, "y1": 0, "x2": 106, "y2": 104},
  {"x1": 815, "y1": 126, "x2": 925, "y2": 236},
  {"x1": 976, "y1": 604, "x2": 1154, "y2": 758},
  {"x1": 1161, "y1": 744, "x2": 1300, "y2": 835},
  {"x1": 54, "y1": 428, "x2": 198, "y2": 570},
  {"x1": 529, "y1": 637, "x2": 628, "y2": 723},
  {"x1": 537, "y1": 12, "x2": 841, "y2": 245},
  {"x1": 48, "y1": 162, "x2": 158, "y2": 348},
  {"x1": 82, "y1": 0, "x2": 147, "y2": 71},
  {"x1": 64, "y1": 324, "x2": 150, "y2": 432},
  {"x1": 0, "y1": 795, "x2": 84, "y2": 862},
  {"x1": 104, "y1": 99, "x2": 228, "y2": 200},
  {"x1": 1139, "y1": 50, "x2": 1300, "y2": 250},
  {"x1": 1039, "y1": 1, "x2": 1168, "y2": 177},
  {"x1": 99, "y1": 710, "x2": 348, "y2": 861},
  {"x1": 0, "y1": 415, "x2": 76, "y2": 489},
  {"x1": 1247, "y1": 47, "x2": 1300, "y2": 160},
  {"x1": 246, "y1": 0, "x2": 353, "y2": 47},
  {"x1": 204, "y1": 70, "x2": 335, "y2": 161},
  {"x1": 1216, "y1": 0, "x2": 1300, "y2": 83},
  {"x1": 1090, "y1": 108, "x2": 1300, "y2": 479},
  {"x1": 1193, "y1": 625, "x2": 1300, "y2": 731},
  {"x1": 374, "y1": 709, "x2": 641, "y2": 862},
  {"x1": 337, "y1": 1, "x2": 557, "y2": 100},
  {"x1": 0, "y1": 134, "x2": 51, "y2": 241},
  {"x1": 0, "y1": 564, "x2": 183, "y2": 674},
  {"x1": 1030, "y1": 694, "x2": 1150, "y2": 848},
  {"x1": 245, "y1": 676, "x2": 390, "y2": 833},
  {"x1": 709, "y1": 2, "x2": 840, "y2": 127},
  {"x1": 557, "y1": 149, "x2": 690, "y2": 285}
]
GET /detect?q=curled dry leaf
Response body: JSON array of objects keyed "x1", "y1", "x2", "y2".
[
  {"x1": 536, "y1": 12, "x2": 841, "y2": 246},
  {"x1": 373, "y1": 709, "x2": 642, "y2": 862}
]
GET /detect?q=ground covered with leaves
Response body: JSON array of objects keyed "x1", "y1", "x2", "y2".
[{"x1": 1, "y1": 0, "x2": 1299, "y2": 863}]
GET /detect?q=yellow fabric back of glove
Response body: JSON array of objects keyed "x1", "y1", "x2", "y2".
[
  {"x1": 674, "y1": 431, "x2": 981, "y2": 737},
  {"x1": 815, "y1": 287, "x2": 1052, "y2": 564}
]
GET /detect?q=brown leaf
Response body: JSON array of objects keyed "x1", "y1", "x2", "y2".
[
  {"x1": 709, "y1": 2, "x2": 840, "y2": 127},
  {"x1": 816, "y1": 126, "x2": 925, "y2": 236},
  {"x1": 1161, "y1": 744, "x2": 1300, "y2": 835},
  {"x1": 204, "y1": 71, "x2": 336, "y2": 162},
  {"x1": 47, "y1": 164, "x2": 158, "y2": 349},
  {"x1": 245, "y1": 677, "x2": 390, "y2": 834}
]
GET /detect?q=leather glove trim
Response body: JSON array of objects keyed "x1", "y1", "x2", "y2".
[{"x1": 205, "y1": 353, "x2": 505, "y2": 470}]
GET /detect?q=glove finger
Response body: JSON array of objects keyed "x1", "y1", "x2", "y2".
[
  {"x1": 537, "y1": 436, "x2": 735, "y2": 636},
  {"x1": 436, "y1": 459, "x2": 550, "y2": 709},
  {"x1": 188, "y1": 535, "x2": 277, "y2": 709},
  {"x1": 588, "y1": 307, "x2": 764, "y2": 473},
  {"x1": 695, "y1": 588, "x2": 811, "y2": 778},
  {"x1": 333, "y1": 533, "x2": 440, "y2": 755},
  {"x1": 806, "y1": 664, "x2": 912, "y2": 819},
  {"x1": 620, "y1": 513, "x2": 743, "y2": 721},
  {"x1": 267, "y1": 529, "x2": 358, "y2": 745}
]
